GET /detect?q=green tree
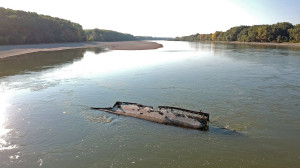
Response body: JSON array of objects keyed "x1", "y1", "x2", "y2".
[
  {"x1": 175, "y1": 22, "x2": 299, "y2": 43},
  {"x1": 84, "y1": 29, "x2": 137, "y2": 42},
  {"x1": 272, "y1": 22, "x2": 294, "y2": 42},
  {"x1": 0, "y1": 7, "x2": 85, "y2": 45},
  {"x1": 224, "y1": 26, "x2": 249, "y2": 41},
  {"x1": 288, "y1": 24, "x2": 300, "y2": 42}
]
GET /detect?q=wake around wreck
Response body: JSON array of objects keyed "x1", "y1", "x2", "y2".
[{"x1": 91, "y1": 101, "x2": 209, "y2": 130}]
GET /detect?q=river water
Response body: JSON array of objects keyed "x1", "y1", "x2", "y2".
[{"x1": 0, "y1": 41, "x2": 299, "y2": 167}]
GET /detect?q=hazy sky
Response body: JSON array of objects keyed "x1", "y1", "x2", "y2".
[{"x1": 1, "y1": 0, "x2": 299, "y2": 37}]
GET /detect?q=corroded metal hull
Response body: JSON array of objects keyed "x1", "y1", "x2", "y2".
[{"x1": 91, "y1": 101, "x2": 209, "y2": 130}]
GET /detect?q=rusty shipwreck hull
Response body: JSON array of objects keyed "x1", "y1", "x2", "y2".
[{"x1": 91, "y1": 101, "x2": 209, "y2": 130}]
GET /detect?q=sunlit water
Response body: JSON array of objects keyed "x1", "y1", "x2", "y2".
[{"x1": 0, "y1": 41, "x2": 300, "y2": 167}]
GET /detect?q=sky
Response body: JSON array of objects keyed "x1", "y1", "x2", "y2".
[{"x1": 1, "y1": 0, "x2": 299, "y2": 37}]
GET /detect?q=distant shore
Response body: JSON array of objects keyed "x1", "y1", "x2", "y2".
[
  {"x1": 199, "y1": 40, "x2": 300, "y2": 48},
  {"x1": 0, "y1": 41, "x2": 163, "y2": 59},
  {"x1": 227, "y1": 41, "x2": 300, "y2": 47}
]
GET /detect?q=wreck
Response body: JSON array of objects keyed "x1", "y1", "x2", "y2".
[{"x1": 91, "y1": 101, "x2": 209, "y2": 130}]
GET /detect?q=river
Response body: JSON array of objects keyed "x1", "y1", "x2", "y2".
[{"x1": 0, "y1": 41, "x2": 299, "y2": 167}]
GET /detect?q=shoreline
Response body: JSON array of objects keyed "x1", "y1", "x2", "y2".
[
  {"x1": 0, "y1": 41, "x2": 163, "y2": 59},
  {"x1": 229, "y1": 41, "x2": 300, "y2": 47},
  {"x1": 210, "y1": 41, "x2": 300, "y2": 48}
]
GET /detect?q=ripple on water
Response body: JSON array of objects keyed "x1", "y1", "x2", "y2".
[
  {"x1": 89, "y1": 115, "x2": 113, "y2": 123},
  {"x1": 0, "y1": 136, "x2": 18, "y2": 151},
  {"x1": 1, "y1": 41, "x2": 300, "y2": 167}
]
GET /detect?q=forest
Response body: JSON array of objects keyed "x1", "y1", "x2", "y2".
[
  {"x1": 84, "y1": 29, "x2": 137, "y2": 42},
  {"x1": 0, "y1": 7, "x2": 139, "y2": 45},
  {"x1": 175, "y1": 22, "x2": 300, "y2": 43},
  {"x1": 0, "y1": 7, "x2": 85, "y2": 45},
  {"x1": 135, "y1": 36, "x2": 173, "y2": 40}
]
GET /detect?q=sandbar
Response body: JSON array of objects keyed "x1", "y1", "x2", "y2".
[{"x1": 0, "y1": 41, "x2": 163, "y2": 59}]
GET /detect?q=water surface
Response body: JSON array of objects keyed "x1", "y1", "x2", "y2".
[{"x1": 0, "y1": 41, "x2": 300, "y2": 167}]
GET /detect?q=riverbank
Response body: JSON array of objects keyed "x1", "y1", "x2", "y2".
[
  {"x1": 0, "y1": 41, "x2": 163, "y2": 59},
  {"x1": 214, "y1": 41, "x2": 300, "y2": 48},
  {"x1": 232, "y1": 41, "x2": 300, "y2": 47}
]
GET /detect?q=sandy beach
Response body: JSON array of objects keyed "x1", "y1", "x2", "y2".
[{"x1": 0, "y1": 41, "x2": 163, "y2": 59}]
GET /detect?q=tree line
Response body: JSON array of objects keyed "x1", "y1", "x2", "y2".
[
  {"x1": 135, "y1": 36, "x2": 173, "y2": 40},
  {"x1": 174, "y1": 22, "x2": 300, "y2": 43},
  {"x1": 0, "y1": 7, "x2": 143, "y2": 45},
  {"x1": 0, "y1": 7, "x2": 85, "y2": 45},
  {"x1": 84, "y1": 29, "x2": 137, "y2": 42}
]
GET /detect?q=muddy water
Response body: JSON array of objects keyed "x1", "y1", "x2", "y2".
[{"x1": 0, "y1": 41, "x2": 300, "y2": 167}]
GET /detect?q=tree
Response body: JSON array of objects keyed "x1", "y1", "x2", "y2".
[
  {"x1": 212, "y1": 31, "x2": 221, "y2": 41},
  {"x1": 224, "y1": 26, "x2": 249, "y2": 41},
  {"x1": 272, "y1": 22, "x2": 294, "y2": 42},
  {"x1": 288, "y1": 24, "x2": 300, "y2": 42},
  {"x1": 0, "y1": 7, "x2": 85, "y2": 45},
  {"x1": 84, "y1": 29, "x2": 137, "y2": 42},
  {"x1": 175, "y1": 22, "x2": 299, "y2": 43}
]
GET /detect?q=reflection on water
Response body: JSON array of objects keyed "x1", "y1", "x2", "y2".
[
  {"x1": 0, "y1": 83, "x2": 17, "y2": 151},
  {"x1": 0, "y1": 41, "x2": 300, "y2": 167},
  {"x1": 0, "y1": 48, "x2": 108, "y2": 77},
  {"x1": 43, "y1": 49, "x2": 195, "y2": 81}
]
